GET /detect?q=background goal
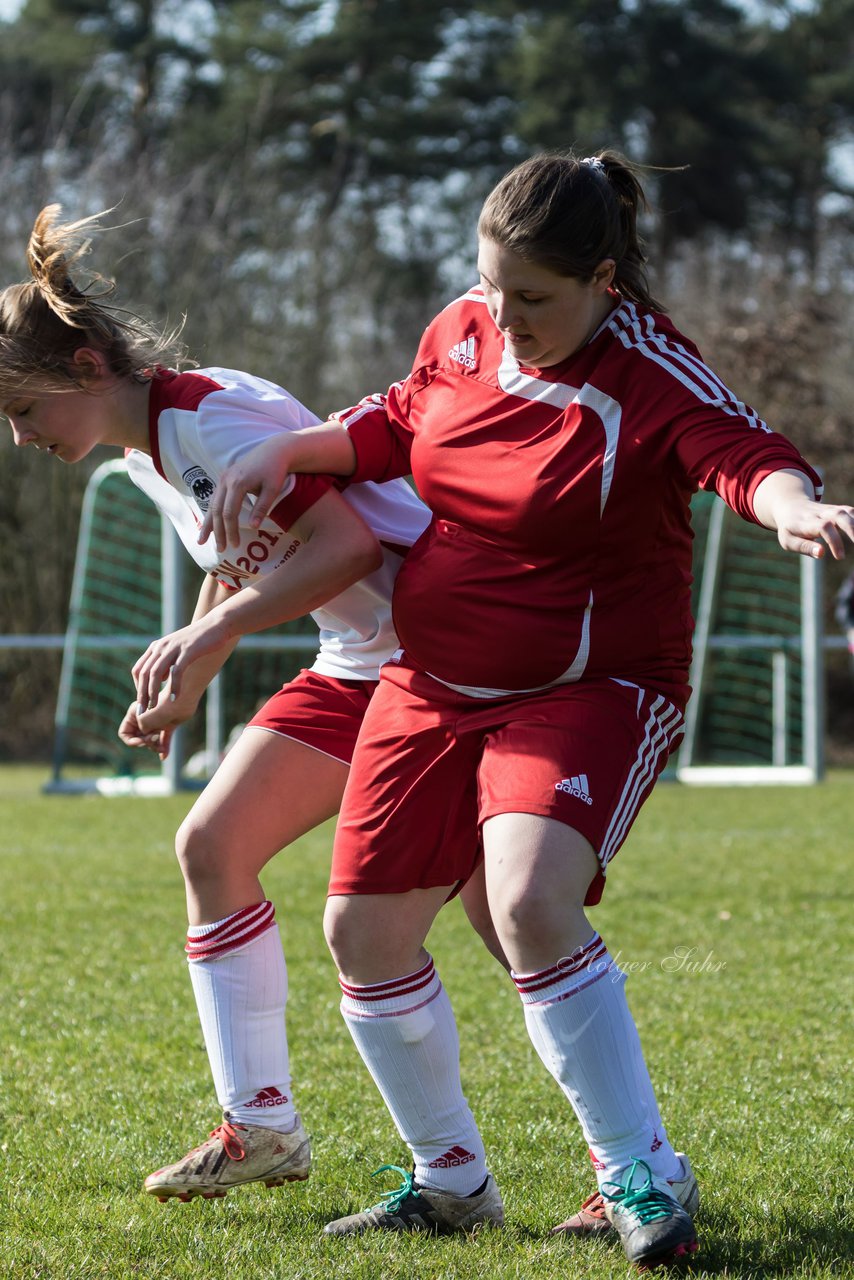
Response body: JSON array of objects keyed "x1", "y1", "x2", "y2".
[
  {"x1": 44, "y1": 460, "x2": 319, "y2": 795},
  {"x1": 676, "y1": 490, "x2": 823, "y2": 784}
]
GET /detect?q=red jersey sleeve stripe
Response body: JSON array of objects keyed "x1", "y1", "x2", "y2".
[{"x1": 611, "y1": 306, "x2": 769, "y2": 431}]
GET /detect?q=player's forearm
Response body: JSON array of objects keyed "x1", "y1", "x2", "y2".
[
  {"x1": 751, "y1": 468, "x2": 854, "y2": 561},
  {"x1": 286, "y1": 420, "x2": 357, "y2": 476},
  {"x1": 752, "y1": 469, "x2": 817, "y2": 531},
  {"x1": 170, "y1": 642, "x2": 236, "y2": 710},
  {"x1": 176, "y1": 577, "x2": 240, "y2": 704},
  {"x1": 209, "y1": 528, "x2": 381, "y2": 644},
  {"x1": 191, "y1": 573, "x2": 230, "y2": 622}
]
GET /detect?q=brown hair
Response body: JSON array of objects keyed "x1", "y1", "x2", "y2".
[
  {"x1": 478, "y1": 150, "x2": 665, "y2": 312},
  {"x1": 0, "y1": 205, "x2": 189, "y2": 403}
]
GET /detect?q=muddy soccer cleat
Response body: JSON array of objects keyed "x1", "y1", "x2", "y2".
[
  {"x1": 551, "y1": 1151, "x2": 699, "y2": 1238},
  {"x1": 601, "y1": 1157, "x2": 698, "y2": 1270},
  {"x1": 323, "y1": 1164, "x2": 504, "y2": 1236},
  {"x1": 143, "y1": 1114, "x2": 311, "y2": 1202},
  {"x1": 551, "y1": 1187, "x2": 612, "y2": 1237}
]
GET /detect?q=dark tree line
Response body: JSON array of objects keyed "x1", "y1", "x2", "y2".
[{"x1": 1, "y1": 0, "x2": 853, "y2": 758}]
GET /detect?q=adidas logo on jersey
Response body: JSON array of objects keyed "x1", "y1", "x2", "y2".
[
  {"x1": 555, "y1": 774, "x2": 593, "y2": 805},
  {"x1": 448, "y1": 336, "x2": 477, "y2": 369}
]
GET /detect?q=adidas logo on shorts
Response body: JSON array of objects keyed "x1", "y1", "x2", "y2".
[{"x1": 555, "y1": 774, "x2": 593, "y2": 805}]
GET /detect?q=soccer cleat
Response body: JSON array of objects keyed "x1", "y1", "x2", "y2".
[
  {"x1": 601, "y1": 1157, "x2": 698, "y2": 1270},
  {"x1": 143, "y1": 1113, "x2": 311, "y2": 1202},
  {"x1": 323, "y1": 1164, "x2": 504, "y2": 1236},
  {"x1": 550, "y1": 1151, "x2": 699, "y2": 1238},
  {"x1": 551, "y1": 1187, "x2": 612, "y2": 1237}
]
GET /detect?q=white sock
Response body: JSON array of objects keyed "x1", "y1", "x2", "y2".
[
  {"x1": 186, "y1": 901, "x2": 296, "y2": 1131},
  {"x1": 514, "y1": 932, "x2": 681, "y2": 1188},
  {"x1": 339, "y1": 955, "x2": 487, "y2": 1196}
]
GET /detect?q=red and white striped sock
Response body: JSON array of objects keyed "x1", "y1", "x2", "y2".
[
  {"x1": 514, "y1": 932, "x2": 680, "y2": 1188},
  {"x1": 339, "y1": 955, "x2": 488, "y2": 1196},
  {"x1": 186, "y1": 901, "x2": 296, "y2": 1131}
]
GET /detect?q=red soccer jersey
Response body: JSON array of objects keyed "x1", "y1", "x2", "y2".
[{"x1": 334, "y1": 290, "x2": 821, "y2": 704}]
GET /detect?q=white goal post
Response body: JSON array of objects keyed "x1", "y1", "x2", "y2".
[{"x1": 676, "y1": 494, "x2": 824, "y2": 785}]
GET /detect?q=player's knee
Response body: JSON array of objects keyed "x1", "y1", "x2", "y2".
[
  {"x1": 175, "y1": 813, "x2": 228, "y2": 888},
  {"x1": 323, "y1": 896, "x2": 358, "y2": 971},
  {"x1": 323, "y1": 896, "x2": 421, "y2": 982},
  {"x1": 493, "y1": 886, "x2": 572, "y2": 950}
]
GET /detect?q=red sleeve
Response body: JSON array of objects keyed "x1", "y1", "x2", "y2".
[
  {"x1": 268, "y1": 473, "x2": 335, "y2": 530},
  {"x1": 674, "y1": 414, "x2": 823, "y2": 523},
  {"x1": 332, "y1": 319, "x2": 440, "y2": 482},
  {"x1": 332, "y1": 379, "x2": 419, "y2": 483},
  {"x1": 613, "y1": 312, "x2": 824, "y2": 524}
]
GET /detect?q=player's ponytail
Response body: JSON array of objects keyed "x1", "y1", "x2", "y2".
[
  {"x1": 0, "y1": 204, "x2": 188, "y2": 401},
  {"x1": 478, "y1": 149, "x2": 666, "y2": 312},
  {"x1": 26, "y1": 204, "x2": 104, "y2": 331}
]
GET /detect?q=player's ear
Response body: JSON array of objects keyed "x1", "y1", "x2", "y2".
[
  {"x1": 591, "y1": 259, "x2": 616, "y2": 291},
  {"x1": 70, "y1": 346, "x2": 111, "y2": 388}
]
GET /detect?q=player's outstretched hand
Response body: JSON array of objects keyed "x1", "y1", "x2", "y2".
[
  {"x1": 199, "y1": 436, "x2": 294, "y2": 552},
  {"x1": 774, "y1": 498, "x2": 854, "y2": 560},
  {"x1": 132, "y1": 615, "x2": 228, "y2": 713}
]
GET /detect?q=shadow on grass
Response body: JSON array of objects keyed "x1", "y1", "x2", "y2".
[
  {"x1": 546, "y1": 1205, "x2": 852, "y2": 1278},
  {"x1": 688, "y1": 1205, "x2": 853, "y2": 1277}
]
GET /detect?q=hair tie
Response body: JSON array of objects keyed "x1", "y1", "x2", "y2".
[{"x1": 582, "y1": 156, "x2": 606, "y2": 174}]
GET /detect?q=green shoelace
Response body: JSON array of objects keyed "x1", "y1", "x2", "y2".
[
  {"x1": 365, "y1": 1164, "x2": 422, "y2": 1214},
  {"x1": 601, "y1": 1158, "x2": 676, "y2": 1225}
]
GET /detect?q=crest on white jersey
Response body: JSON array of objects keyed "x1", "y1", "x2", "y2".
[
  {"x1": 448, "y1": 336, "x2": 477, "y2": 369},
  {"x1": 183, "y1": 464, "x2": 215, "y2": 510}
]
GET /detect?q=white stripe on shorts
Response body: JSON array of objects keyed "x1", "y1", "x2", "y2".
[{"x1": 599, "y1": 689, "x2": 684, "y2": 870}]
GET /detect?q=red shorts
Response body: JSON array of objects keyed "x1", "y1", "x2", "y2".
[
  {"x1": 330, "y1": 658, "x2": 684, "y2": 904},
  {"x1": 247, "y1": 669, "x2": 377, "y2": 765}
]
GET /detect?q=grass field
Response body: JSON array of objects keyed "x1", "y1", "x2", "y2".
[{"x1": 1, "y1": 764, "x2": 851, "y2": 1280}]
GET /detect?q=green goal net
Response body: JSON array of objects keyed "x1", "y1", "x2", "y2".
[
  {"x1": 45, "y1": 460, "x2": 319, "y2": 794},
  {"x1": 677, "y1": 491, "x2": 823, "y2": 783}
]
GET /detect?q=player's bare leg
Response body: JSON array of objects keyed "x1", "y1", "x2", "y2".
[
  {"x1": 324, "y1": 886, "x2": 448, "y2": 985},
  {"x1": 458, "y1": 861, "x2": 510, "y2": 970},
  {"x1": 482, "y1": 813, "x2": 697, "y2": 1269},
  {"x1": 145, "y1": 728, "x2": 347, "y2": 1203},
  {"x1": 481, "y1": 813, "x2": 598, "y2": 970},
  {"x1": 177, "y1": 725, "x2": 348, "y2": 925},
  {"x1": 322, "y1": 888, "x2": 503, "y2": 1235}
]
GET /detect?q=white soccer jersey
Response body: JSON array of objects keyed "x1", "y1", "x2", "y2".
[{"x1": 125, "y1": 367, "x2": 431, "y2": 680}]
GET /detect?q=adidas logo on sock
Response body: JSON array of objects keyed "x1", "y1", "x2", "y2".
[
  {"x1": 428, "y1": 1145, "x2": 476, "y2": 1168},
  {"x1": 448, "y1": 336, "x2": 477, "y2": 369},
  {"x1": 555, "y1": 774, "x2": 593, "y2": 805},
  {"x1": 245, "y1": 1086, "x2": 290, "y2": 1108}
]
